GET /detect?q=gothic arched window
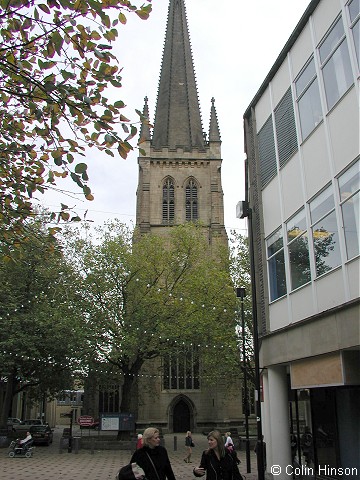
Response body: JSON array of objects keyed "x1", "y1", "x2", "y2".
[
  {"x1": 163, "y1": 177, "x2": 175, "y2": 224},
  {"x1": 185, "y1": 179, "x2": 198, "y2": 221},
  {"x1": 163, "y1": 347, "x2": 200, "y2": 390}
]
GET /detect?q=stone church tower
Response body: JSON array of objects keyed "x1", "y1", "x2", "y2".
[
  {"x1": 135, "y1": 0, "x2": 242, "y2": 434},
  {"x1": 136, "y1": 0, "x2": 227, "y2": 245}
]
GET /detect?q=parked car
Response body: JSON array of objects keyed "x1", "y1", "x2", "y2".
[
  {"x1": 13, "y1": 419, "x2": 47, "y2": 432},
  {"x1": 29, "y1": 425, "x2": 53, "y2": 445},
  {"x1": 7, "y1": 417, "x2": 22, "y2": 426}
]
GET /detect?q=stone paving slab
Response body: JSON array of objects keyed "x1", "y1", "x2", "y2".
[{"x1": 0, "y1": 430, "x2": 258, "y2": 480}]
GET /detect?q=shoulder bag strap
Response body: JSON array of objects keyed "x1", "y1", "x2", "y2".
[{"x1": 146, "y1": 452, "x2": 161, "y2": 480}]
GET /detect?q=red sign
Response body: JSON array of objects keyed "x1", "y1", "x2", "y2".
[{"x1": 77, "y1": 415, "x2": 94, "y2": 426}]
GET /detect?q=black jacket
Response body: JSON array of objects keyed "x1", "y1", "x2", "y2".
[
  {"x1": 130, "y1": 445, "x2": 176, "y2": 480},
  {"x1": 185, "y1": 435, "x2": 193, "y2": 447},
  {"x1": 194, "y1": 449, "x2": 243, "y2": 480}
]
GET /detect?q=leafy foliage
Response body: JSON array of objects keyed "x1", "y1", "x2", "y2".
[
  {"x1": 0, "y1": 214, "x2": 89, "y2": 427},
  {"x1": 229, "y1": 230, "x2": 255, "y2": 379},
  {"x1": 0, "y1": 0, "x2": 152, "y2": 255},
  {"x1": 66, "y1": 221, "x2": 240, "y2": 413}
]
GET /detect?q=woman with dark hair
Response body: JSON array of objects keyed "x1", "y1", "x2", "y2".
[
  {"x1": 193, "y1": 430, "x2": 243, "y2": 480},
  {"x1": 130, "y1": 427, "x2": 176, "y2": 480}
]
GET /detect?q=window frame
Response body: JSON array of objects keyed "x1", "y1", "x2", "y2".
[
  {"x1": 266, "y1": 227, "x2": 287, "y2": 302},
  {"x1": 348, "y1": 0, "x2": 360, "y2": 70},
  {"x1": 286, "y1": 209, "x2": 311, "y2": 291},
  {"x1": 185, "y1": 178, "x2": 198, "y2": 222},
  {"x1": 338, "y1": 158, "x2": 360, "y2": 260},
  {"x1": 163, "y1": 347, "x2": 200, "y2": 390},
  {"x1": 294, "y1": 56, "x2": 323, "y2": 141},
  {"x1": 318, "y1": 15, "x2": 354, "y2": 111},
  {"x1": 162, "y1": 177, "x2": 175, "y2": 224},
  {"x1": 309, "y1": 185, "x2": 342, "y2": 277}
]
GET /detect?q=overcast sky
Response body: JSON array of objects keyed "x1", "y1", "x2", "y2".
[{"x1": 41, "y1": 0, "x2": 311, "y2": 235}]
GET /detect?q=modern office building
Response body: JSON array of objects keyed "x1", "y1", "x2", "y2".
[{"x1": 242, "y1": 0, "x2": 359, "y2": 478}]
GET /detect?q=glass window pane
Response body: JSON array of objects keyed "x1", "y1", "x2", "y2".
[
  {"x1": 310, "y1": 187, "x2": 335, "y2": 224},
  {"x1": 171, "y1": 360, "x2": 177, "y2": 389},
  {"x1": 267, "y1": 229, "x2": 283, "y2": 257},
  {"x1": 178, "y1": 361, "x2": 184, "y2": 389},
  {"x1": 349, "y1": 0, "x2": 360, "y2": 22},
  {"x1": 289, "y1": 235, "x2": 311, "y2": 290},
  {"x1": 339, "y1": 161, "x2": 360, "y2": 201},
  {"x1": 342, "y1": 191, "x2": 360, "y2": 260},
  {"x1": 319, "y1": 18, "x2": 345, "y2": 62},
  {"x1": 312, "y1": 212, "x2": 341, "y2": 276},
  {"x1": 295, "y1": 58, "x2": 316, "y2": 96},
  {"x1": 322, "y1": 41, "x2": 353, "y2": 110},
  {"x1": 268, "y1": 252, "x2": 287, "y2": 301},
  {"x1": 287, "y1": 210, "x2": 307, "y2": 242},
  {"x1": 352, "y1": 20, "x2": 360, "y2": 68},
  {"x1": 298, "y1": 79, "x2": 323, "y2": 140}
]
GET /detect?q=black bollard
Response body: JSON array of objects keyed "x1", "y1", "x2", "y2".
[{"x1": 91, "y1": 437, "x2": 95, "y2": 455}]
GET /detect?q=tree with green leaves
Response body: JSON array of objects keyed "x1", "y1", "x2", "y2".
[
  {"x1": 229, "y1": 230, "x2": 253, "y2": 363},
  {"x1": 0, "y1": 214, "x2": 89, "y2": 428},
  {"x1": 229, "y1": 230, "x2": 255, "y2": 414},
  {"x1": 66, "y1": 221, "x2": 240, "y2": 417},
  {"x1": 0, "y1": 0, "x2": 152, "y2": 256}
]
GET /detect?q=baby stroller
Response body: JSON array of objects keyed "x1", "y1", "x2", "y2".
[{"x1": 8, "y1": 438, "x2": 34, "y2": 458}]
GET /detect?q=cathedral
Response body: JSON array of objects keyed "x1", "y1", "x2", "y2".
[{"x1": 134, "y1": 0, "x2": 242, "y2": 433}]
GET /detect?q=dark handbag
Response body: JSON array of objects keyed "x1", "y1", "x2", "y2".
[
  {"x1": 191, "y1": 441, "x2": 195, "y2": 447},
  {"x1": 116, "y1": 463, "x2": 146, "y2": 480}
]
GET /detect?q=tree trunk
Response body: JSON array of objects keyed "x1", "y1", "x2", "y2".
[
  {"x1": 0, "y1": 373, "x2": 16, "y2": 429},
  {"x1": 120, "y1": 374, "x2": 139, "y2": 417},
  {"x1": 117, "y1": 373, "x2": 139, "y2": 440}
]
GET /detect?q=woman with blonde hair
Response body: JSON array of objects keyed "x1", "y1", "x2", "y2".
[
  {"x1": 193, "y1": 430, "x2": 243, "y2": 480},
  {"x1": 130, "y1": 427, "x2": 176, "y2": 480}
]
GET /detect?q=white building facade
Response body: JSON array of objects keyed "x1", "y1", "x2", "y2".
[{"x1": 242, "y1": 1, "x2": 359, "y2": 479}]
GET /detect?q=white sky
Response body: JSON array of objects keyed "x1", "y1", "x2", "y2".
[{"x1": 40, "y1": 0, "x2": 311, "y2": 235}]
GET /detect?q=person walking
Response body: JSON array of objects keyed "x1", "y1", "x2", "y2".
[
  {"x1": 130, "y1": 427, "x2": 176, "y2": 480},
  {"x1": 300, "y1": 427, "x2": 313, "y2": 466},
  {"x1": 224, "y1": 432, "x2": 234, "y2": 452},
  {"x1": 184, "y1": 431, "x2": 194, "y2": 463},
  {"x1": 224, "y1": 431, "x2": 240, "y2": 465},
  {"x1": 136, "y1": 433, "x2": 143, "y2": 450},
  {"x1": 193, "y1": 430, "x2": 243, "y2": 480}
]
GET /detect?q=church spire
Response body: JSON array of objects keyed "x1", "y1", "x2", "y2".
[
  {"x1": 139, "y1": 96, "x2": 151, "y2": 141},
  {"x1": 152, "y1": 0, "x2": 204, "y2": 150},
  {"x1": 208, "y1": 97, "x2": 221, "y2": 143}
]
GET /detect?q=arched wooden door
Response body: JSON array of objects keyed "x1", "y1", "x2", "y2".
[{"x1": 173, "y1": 399, "x2": 190, "y2": 433}]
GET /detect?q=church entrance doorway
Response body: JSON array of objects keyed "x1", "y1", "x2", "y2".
[{"x1": 173, "y1": 399, "x2": 190, "y2": 432}]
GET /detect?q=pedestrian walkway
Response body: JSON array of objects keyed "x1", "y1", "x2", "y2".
[{"x1": 0, "y1": 431, "x2": 259, "y2": 480}]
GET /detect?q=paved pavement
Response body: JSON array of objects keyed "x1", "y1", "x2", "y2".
[{"x1": 0, "y1": 428, "x2": 259, "y2": 480}]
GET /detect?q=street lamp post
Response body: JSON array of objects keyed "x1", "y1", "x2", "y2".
[
  {"x1": 236, "y1": 287, "x2": 251, "y2": 474},
  {"x1": 236, "y1": 199, "x2": 265, "y2": 480}
]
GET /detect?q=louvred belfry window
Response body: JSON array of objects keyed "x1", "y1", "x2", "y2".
[
  {"x1": 163, "y1": 177, "x2": 175, "y2": 224},
  {"x1": 185, "y1": 179, "x2": 198, "y2": 221}
]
